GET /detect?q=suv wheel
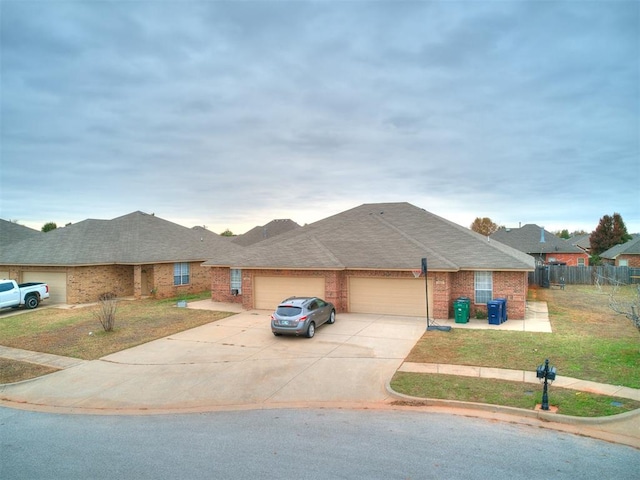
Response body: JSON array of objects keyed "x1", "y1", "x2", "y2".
[{"x1": 306, "y1": 322, "x2": 315, "y2": 338}]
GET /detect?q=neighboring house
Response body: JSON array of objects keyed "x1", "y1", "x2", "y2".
[
  {"x1": 232, "y1": 219, "x2": 301, "y2": 247},
  {"x1": 0, "y1": 219, "x2": 40, "y2": 247},
  {"x1": 568, "y1": 234, "x2": 591, "y2": 255},
  {"x1": 203, "y1": 202, "x2": 535, "y2": 320},
  {"x1": 490, "y1": 224, "x2": 589, "y2": 267},
  {"x1": 600, "y1": 235, "x2": 640, "y2": 267},
  {"x1": 0, "y1": 212, "x2": 242, "y2": 304}
]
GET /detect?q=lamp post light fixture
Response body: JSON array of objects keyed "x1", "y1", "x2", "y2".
[{"x1": 536, "y1": 358, "x2": 557, "y2": 410}]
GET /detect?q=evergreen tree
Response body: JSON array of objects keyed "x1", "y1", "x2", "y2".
[{"x1": 41, "y1": 222, "x2": 57, "y2": 232}]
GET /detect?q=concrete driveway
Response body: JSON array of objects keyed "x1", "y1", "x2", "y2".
[{"x1": 0, "y1": 304, "x2": 426, "y2": 413}]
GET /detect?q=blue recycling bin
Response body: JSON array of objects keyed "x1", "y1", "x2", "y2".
[
  {"x1": 487, "y1": 300, "x2": 502, "y2": 325},
  {"x1": 494, "y1": 298, "x2": 508, "y2": 323}
]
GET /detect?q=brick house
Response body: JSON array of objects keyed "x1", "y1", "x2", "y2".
[
  {"x1": 491, "y1": 224, "x2": 589, "y2": 267},
  {"x1": 600, "y1": 235, "x2": 640, "y2": 267},
  {"x1": 0, "y1": 212, "x2": 241, "y2": 304},
  {"x1": 204, "y1": 203, "x2": 535, "y2": 320}
]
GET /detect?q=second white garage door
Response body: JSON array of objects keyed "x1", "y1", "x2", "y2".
[
  {"x1": 349, "y1": 277, "x2": 433, "y2": 317},
  {"x1": 22, "y1": 272, "x2": 67, "y2": 304},
  {"x1": 254, "y1": 276, "x2": 325, "y2": 310}
]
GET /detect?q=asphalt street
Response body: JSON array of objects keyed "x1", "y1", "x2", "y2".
[{"x1": 1, "y1": 407, "x2": 638, "y2": 480}]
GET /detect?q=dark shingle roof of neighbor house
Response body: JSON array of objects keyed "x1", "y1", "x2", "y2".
[
  {"x1": 600, "y1": 235, "x2": 640, "y2": 259},
  {"x1": 490, "y1": 224, "x2": 585, "y2": 255},
  {"x1": 232, "y1": 219, "x2": 301, "y2": 247},
  {"x1": 0, "y1": 211, "x2": 242, "y2": 266},
  {"x1": 0, "y1": 219, "x2": 40, "y2": 246},
  {"x1": 568, "y1": 234, "x2": 591, "y2": 251},
  {"x1": 203, "y1": 202, "x2": 535, "y2": 271}
]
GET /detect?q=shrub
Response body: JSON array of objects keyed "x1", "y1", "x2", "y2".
[{"x1": 94, "y1": 292, "x2": 118, "y2": 332}]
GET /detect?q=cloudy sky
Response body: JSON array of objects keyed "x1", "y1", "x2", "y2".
[{"x1": 1, "y1": 0, "x2": 638, "y2": 235}]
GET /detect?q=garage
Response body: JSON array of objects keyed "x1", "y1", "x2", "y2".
[
  {"x1": 349, "y1": 277, "x2": 433, "y2": 317},
  {"x1": 22, "y1": 272, "x2": 67, "y2": 304},
  {"x1": 254, "y1": 276, "x2": 325, "y2": 310},
  {"x1": 0, "y1": 271, "x2": 9, "y2": 280}
]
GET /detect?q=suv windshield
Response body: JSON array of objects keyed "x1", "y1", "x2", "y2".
[{"x1": 276, "y1": 306, "x2": 303, "y2": 317}]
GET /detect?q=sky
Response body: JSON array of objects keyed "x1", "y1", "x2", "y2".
[{"x1": 1, "y1": 0, "x2": 638, "y2": 236}]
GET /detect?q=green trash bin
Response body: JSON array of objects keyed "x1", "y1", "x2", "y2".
[{"x1": 454, "y1": 297, "x2": 470, "y2": 324}]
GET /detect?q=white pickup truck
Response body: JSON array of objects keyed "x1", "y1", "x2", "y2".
[{"x1": 0, "y1": 279, "x2": 50, "y2": 310}]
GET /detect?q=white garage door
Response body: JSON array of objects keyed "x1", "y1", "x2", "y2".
[
  {"x1": 349, "y1": 277, "x2": 433, "y2": 317},
  {"x1": 22, "y1": 272, "x2": 67, "y2": 304},
  {"x1": 254, "y1": 276, "x2": 325, "y2": 310},
  {"x1": 0, "y1": 271, "x2": 9, "y2": 280}
]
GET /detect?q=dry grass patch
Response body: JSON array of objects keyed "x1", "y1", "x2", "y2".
[
  {"x1": 0, "y1": 358, "x2": 59, "y2": 384},
  {"x1": 0, "y1": 295, "x2": 234, "y2": 362}
]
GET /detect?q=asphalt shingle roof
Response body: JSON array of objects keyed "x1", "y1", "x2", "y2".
[
  {"x1": 232, "y1": 219, "x2": 301, "y2": 246},
  {"x1": 490, "y1": 224, "x2": 585, "y2": 255},
  {"x1": 0, "y1": 211, "x2": 242, "y2": 266},
  {"x1": 600, "y1": 235, "x2": 640, "y2": 259},
  {"x1": 203, "y1": 202, "x2": 535, "y2": 271},
  {"x1": 0, "y1": 219, "x2": 40, "y2": 246}
]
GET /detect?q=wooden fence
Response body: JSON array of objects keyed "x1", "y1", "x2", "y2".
[{"x1": 529, "y1": 266, "x2": 640, "y2": 286}]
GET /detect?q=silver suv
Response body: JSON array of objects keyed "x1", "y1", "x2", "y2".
[{"x1": 271, "y1": 297, "x2": 336, "y2": 338}]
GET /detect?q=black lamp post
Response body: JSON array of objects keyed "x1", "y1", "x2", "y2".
[{"x1": 536, "y1": 358, "x2": 556, "y2": 410}]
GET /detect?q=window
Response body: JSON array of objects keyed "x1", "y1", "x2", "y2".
[
  {"x1": 474, "y1": 271, "x2": 493, "y2": 304},
  {"x1": 619, "y1": 259, "x2": 628, "y2": 267},
  {"x1": 230, "y1": 269, "x2": 242, "y2": 294},
  {"x1": 577, "y1": 257, "x2": 586, "y2": 267},
  {"x1": 174, "y1": 263, "x2": 190, "y2": 286}
]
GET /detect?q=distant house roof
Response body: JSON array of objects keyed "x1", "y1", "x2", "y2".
[
  {"x1": 490, "y1": 224, "x2": 585, "y2": 255},
  {"x1": 203, "y1": 202, "x2": 535, "y2": 271},
  {"x1": 600, "y1": 235, "x2": 640, "y2": 260},
  {"x1": 568, "y1": 234, "x2": 591, "y2": 252},
  {"x1": 0, "y1": 219, "x2": 40, "y2": 246},
  {"x1": 232, "y1": 219, "x2": 301, "y2": 247},
  {"x1": 0, "y1": 211, "x2": 242, "y2": 266}
]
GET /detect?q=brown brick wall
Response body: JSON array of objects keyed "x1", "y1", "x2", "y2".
[
  {"x1": 545, "y1": 252, "x2": 589, "y2": 266},
  {"x1": 210, "y1": 267, "x2": 529, "y2": 320},
  {"x1": 618, "y1": 254, "x2": 640, "y2": 268},
  {"x1": 4, "y1": 261, "x2": 211, "y2": 304},
  {"x1": 148, "y1": 262, "x2": 211, "y2": 299}
]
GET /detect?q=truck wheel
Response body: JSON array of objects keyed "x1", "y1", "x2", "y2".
[{"x1": 25, "y1": 295, "x2": 39, "y2": 309}]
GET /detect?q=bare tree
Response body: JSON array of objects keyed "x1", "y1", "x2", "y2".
[
  {"x1": 94, "y1": 292, "x2": 118, "y2": 332},
  {"x1": 609, "y1": 284, "x2": 640, "y2": 331}
]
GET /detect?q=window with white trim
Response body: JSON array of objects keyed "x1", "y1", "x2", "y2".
[
  {"x1": 174, "y1": 263, "x2": 190, "y2": 286},
  {"x1": 230, "y1": 269, "x2": 242, "y2": 294},
  {"x1": 619, "y1": 259, "x2": 628, "y2": 267},
  {"x1": 577, "y1": 257, "x2": 586, "y2": 267},
  {"x1": 474, "y1": 271, "x2": 493, "y2": 304}
]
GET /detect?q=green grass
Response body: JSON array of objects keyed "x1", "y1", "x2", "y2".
[
  {"x1": 391, "y1": 372, "x2": 640, "y2": 417},
  {"x1": 391, "y1": 285, "x2": 640, "y2": 416}
]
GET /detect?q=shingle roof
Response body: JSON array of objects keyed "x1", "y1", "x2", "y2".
[
  {"x1": 203, "y1": 202, "x2": 535, "y2": 271},
  {"x1": 0, "y1": 211, "x2": 242, "y2": 266},
  {"x1": 490, "y1": 224, "x2": 584, "y2": 254},
  {"x1": 600, "y1": 235, "x2": 640, "y2": 259},
  {"x1": 0, "y1": 219, "x2": 40, "y2": 246},
  {"x1": 568, "y1": 234, "x2": 591, "y2": 251},
  {"x1": 232, "y1": 219, "x2": 301, "y2": 247}
]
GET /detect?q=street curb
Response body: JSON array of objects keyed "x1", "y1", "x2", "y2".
[{"x1": 385, "y1": 381, "x2": 640, "y2": 425}]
